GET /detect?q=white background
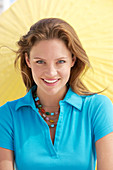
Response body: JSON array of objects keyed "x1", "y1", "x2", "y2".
[{"x1": 0, "y1": 0, "x2": 16, "y2": 14}]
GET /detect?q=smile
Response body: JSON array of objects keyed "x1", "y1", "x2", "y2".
[
  {"x1": 43, "y1": 79, "x2": 58, "y2": 83},
  {"x1": 42, "y1": 79, "x2": 60, "y2": 86}
]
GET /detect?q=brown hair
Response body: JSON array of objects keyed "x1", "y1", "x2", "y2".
[{"x1": 14, "y1": 18, "x2": 93, "y2": 95}]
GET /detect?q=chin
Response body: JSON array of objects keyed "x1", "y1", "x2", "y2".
[
  {"x1": 46, "y1": 86, "x2": 67, "y2": 96},
  {"x1": 45, "y1": 89, "x2": 59, "y2": 96}
]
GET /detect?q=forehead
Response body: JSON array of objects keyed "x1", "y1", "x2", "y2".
[{"x1": 30, "y1": 39, "x2": 71, "y2": 58}]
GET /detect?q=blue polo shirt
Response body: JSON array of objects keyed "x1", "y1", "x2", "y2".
[{"x1": 0, "y1": 86, "x2": 113, "y2": 170}]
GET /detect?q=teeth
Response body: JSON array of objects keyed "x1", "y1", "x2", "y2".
[{"x1": 44, "y1": 79, "x2": 58, "y2": 83}]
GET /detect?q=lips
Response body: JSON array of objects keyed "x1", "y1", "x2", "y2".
[
  {"x1": 42, "y1": 78, "x2": 60, "y2": 85},
  {"x1": 43, "y1": 79, "x2": 58, "y2": 83}
]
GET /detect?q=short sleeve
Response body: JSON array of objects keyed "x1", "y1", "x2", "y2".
[
  {"x1": 0, "y1": 102, "x2": 14, "y2": 150},
  {"x1": 90, "y1": 95, "x2": 113, "y2": 142}
]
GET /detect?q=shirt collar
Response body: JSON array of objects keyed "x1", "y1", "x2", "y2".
[
  {"x1": 15, "y1": 86, "x2": 37, "y2": 111},
  {"x1": 15, "y1": 86, "x2": 83, "y2": 111},
  {"x1": 63, "y1": 87, "x2": 83, "y2": 111}
]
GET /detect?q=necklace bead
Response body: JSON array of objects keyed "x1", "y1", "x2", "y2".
[
  {"x1": 38, "y1": 104, "x2": 42, "y2": 108},
  {"x1": 33, "y1": 91, "x2": 59, "y2": 128},
  {"x1": 41, "y1": 108, "x2": 45, "y2": 113},
  {"x1": 35, "y1": 97, "x2": 39, "y2": 101},
  {"x1": 45, "y1": 117, "x2": 49, "y2": 121},
  {"x1": 42, "y1": 114, "x2": 46, "y2": 118},
  {"x1": 50, "y1": 120, "x2": 54, "y2": 123},
  {"x1": 34, "y1": 93, "x2": 37, "y2": 98},
  {"x1": 35, "y1": 101, "x2": 39, "y2": 105},
  {"x1": 45, "y1": 112, "x2": 50, "y2": 115},
  {"x1": 51, "y1": 124, "x2": 55, "y2": 128}
]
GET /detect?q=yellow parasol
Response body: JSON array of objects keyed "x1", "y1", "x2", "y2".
[{"x1": 0, "y1": 0, "x2": 113, "y2": 107}]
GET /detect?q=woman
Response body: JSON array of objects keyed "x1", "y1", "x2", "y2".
[{"x1": 0, "y1": 18, "x2": 113, "y2": 170}]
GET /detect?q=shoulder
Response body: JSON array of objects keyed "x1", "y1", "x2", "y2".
[
  {"x1": 81, "y1": 94, "x2": 113, "y2": 119},
  {"x1": 85, "y1": 94, "x2": 113, "y2": 112},
  {"x1": 83, "y1": 93, "x2": 112, "y2": 106},
  {"x1": 65, "y1": 88, "x2": 113, "y2": 112},
  {"x1": 0, "y1": 91, "x2": 28, "y2": 113},
  {"x1": 66, "y1": 87, "x2": 112, "y2": 104},
  {"x1": 0, "y1": 87, "x2": 35, "y2": 114},
  {"x1": 0, "y1": 97, "x2": 24, "y2": 119},
  {"x1": 0, "y1": 96, "x2": 23, "y2": 109}
]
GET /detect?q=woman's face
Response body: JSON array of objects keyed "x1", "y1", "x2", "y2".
[{"x1": 25, "y1": 39, "x2": 76, "y2": 96}]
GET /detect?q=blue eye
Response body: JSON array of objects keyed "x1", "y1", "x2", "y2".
[
  {"x1": 36, "y1": 60, "x2": 44, "y2": 64},
  {"x1": 58, "y1": 60, "x2": 65, "y2": 64}
]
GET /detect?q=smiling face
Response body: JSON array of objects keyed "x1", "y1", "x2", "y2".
[{"x1": 25, "y1": 39, "x2": 76, "y2": 97}]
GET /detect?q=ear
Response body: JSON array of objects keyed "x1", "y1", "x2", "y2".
[
  {"x1": 25, "y1": 53, "x2": 31, "y2": 68},
  {"x1": 71, "y1": 56, "x2": 76, "y2": 67}
]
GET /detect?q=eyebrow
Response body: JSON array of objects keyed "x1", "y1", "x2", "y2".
[
  {"x1": 33, "y1": 56, "x2": 68, "y2": 60},
  {"x1": 33, "y1": 57, "x2": 44, "y2": 60}
]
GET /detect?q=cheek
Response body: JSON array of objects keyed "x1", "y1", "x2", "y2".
[
  {"x1": 60, "y1": 66, "x2": 71, "y2": 77},
  {"x1": 30, "y1": 66, "x2": 41, "y2": 80},
  {"x1": 31, "y1": 65, "x2": 42, "y2": 75}
]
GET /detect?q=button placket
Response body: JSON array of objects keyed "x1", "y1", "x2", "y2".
[
  {"x1": 34, "y1": 108, "x2": 58, "y2": 156},
  {"x1": 54, "y1": 101, "x2": 64, "y2": 152},
  {"x1": 34, "y1": 102, "x2": 65, "y2": 157}
]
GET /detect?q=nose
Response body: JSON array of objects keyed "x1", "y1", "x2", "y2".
[{"x1": 44, "y1": 64, "x2": 57, "y2": 77}]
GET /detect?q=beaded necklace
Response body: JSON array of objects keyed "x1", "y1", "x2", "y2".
[{"x1": 33, "y1": 92, "x2": 60, "y2": 128}]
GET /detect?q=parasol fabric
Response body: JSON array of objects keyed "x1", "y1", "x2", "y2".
[{"x1": 0, "y1": 0, "x2": 113, "y2": 106}]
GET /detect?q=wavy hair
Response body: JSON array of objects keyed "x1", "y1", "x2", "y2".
[{"x1": 14, "y1": 18, "x2": 93, "y2": 95}]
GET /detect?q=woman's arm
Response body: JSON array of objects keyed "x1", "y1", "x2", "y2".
[
  {"x1": 95, "y1": 132, "x2": 113, "y2": 170},
  {"x1": 0, "y1": 147, "x2": 14, "y2": 170}
]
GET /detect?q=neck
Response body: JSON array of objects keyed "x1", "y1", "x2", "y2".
[{"x1": 36, "y1": 86, "x2": 68, "y2": 107}]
